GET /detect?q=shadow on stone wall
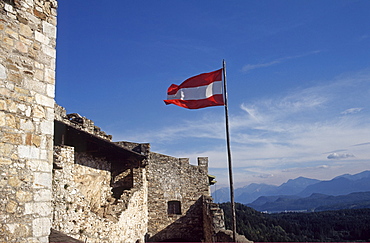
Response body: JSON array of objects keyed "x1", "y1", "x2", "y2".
[
  {"x1": 147, "y1": 197, "x2": 204, "y2": 242},
  {"x1": 147, "y1": 195, "x2": 252, "y2": 243}
]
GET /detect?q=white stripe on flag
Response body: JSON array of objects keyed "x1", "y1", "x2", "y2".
[{"x1": 166, "y1": 81, "x2": 223, "y2": 101}]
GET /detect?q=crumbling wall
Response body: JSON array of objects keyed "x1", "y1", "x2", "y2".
[
  {"x1": 52, "y1": 145, "x2": 148, "y2": 243},
  {"x1": 0, "y1": 0, "x2": 57, "y2": 241},
  {"x1": 54, "y1": 104, "x2": 112, "y2": 141}
]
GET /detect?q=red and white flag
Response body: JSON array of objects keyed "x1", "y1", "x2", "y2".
[{"x1": 164, "y1": 68, "x2": 225, "y2": 109}]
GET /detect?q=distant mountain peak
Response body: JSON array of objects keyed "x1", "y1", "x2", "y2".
[
  {"x1": 212, "y1": 170, "x2": 370, "y2": 204},
  {"x1": 334, "y1": 170, "x2": 370, "y2": 180}
]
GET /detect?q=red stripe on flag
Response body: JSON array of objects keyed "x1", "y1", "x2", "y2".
[{"x1": 164, "y1": 94, "x2": 224, "y2": 109}]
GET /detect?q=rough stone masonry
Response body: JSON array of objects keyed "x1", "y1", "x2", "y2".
[
  {"x1": 0, "y1": 0, "x2": 57, "y2": 242},
  {"x1": 0, "y1": 1, "x2": 252, "y2": 242}
]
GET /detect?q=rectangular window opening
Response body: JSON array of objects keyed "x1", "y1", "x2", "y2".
[{"x1": 167, "y1": 200, "x2": 181, "y2": 215}]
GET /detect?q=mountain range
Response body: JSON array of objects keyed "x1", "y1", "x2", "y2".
[
  {"x1": 212, "y1": 170, "x2": 370, "y2": 211},
  {"x1": 248, "y1": 191, "x2": 370, "y2": 213}
]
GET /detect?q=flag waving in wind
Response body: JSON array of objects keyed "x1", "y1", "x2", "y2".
[
  {"x1": 164, "y1": 61, "x2": 237, "y2": 240},
  {"x1": 164, "y1": 68, "x2": 225, "y2": 109}
]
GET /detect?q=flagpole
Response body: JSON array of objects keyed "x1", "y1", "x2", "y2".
[{"x1": 222, "y1": 60, "x2": 237, "y2": 242}]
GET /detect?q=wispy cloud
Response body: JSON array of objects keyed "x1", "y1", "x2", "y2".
[
  {"x1": 341, "y1": 107, "x2": 363, "y2": 115},
  {"x1": 353, "y1": 142, "x2": 370, "y2": 147},
  {"x1": 242, "y1": 50, "x2": 321, "y2": 72}
]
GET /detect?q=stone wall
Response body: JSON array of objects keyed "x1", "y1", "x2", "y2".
[
  {"x1": 52, "y1": 145, "x2": 148, "y2": 243},
  {"x1": 146, "y1": 153, "x2": 210, "y2": 241},
  {"x1": 0, "y1": 0, "x2": 57, "y2": 241}
]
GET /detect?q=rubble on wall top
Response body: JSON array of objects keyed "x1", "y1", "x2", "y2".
[{"x1": 54, "y1": 104, "x2": 113, "y2": 141}]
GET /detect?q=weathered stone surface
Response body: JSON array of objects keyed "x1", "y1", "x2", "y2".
[
  {"x1": 52, "y1": 145, "x2": 148, "y2": 243},
  {"x1": 1, "y1": 3, "x2": 56, "y2": 240}
]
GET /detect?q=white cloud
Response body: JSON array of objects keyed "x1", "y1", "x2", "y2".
[
  {"x1": 327, "y1": 153, "x2": 355, "y2": 159},
  {"x1": 118, "y1": 68, "x2": 370, "y2": 187}
]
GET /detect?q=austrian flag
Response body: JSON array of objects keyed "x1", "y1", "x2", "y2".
[{"x1": 164, "y1": 68, "x2": 225, "y2": 109}]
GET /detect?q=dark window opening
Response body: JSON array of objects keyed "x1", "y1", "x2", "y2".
[
  {"x1": 167, "y1": 200, "x2": 181, "y2": 215},
  {"x1": 3, "y1": 0, "x2": 15, "y2": 5}
]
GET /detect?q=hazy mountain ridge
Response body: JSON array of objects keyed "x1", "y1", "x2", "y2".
[
  {"x1": 212, "y1": 170, "x2": 370, "y2": 205},
  {"x1": 248, "y1": 191, "x2": 370, "y2": 213}
]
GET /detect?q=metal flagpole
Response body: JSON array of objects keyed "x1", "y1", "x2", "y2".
[{"x1": 222, "y1": 59, "x2": 237, "y2": 242}]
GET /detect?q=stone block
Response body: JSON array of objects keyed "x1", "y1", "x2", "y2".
[
  {"x1": 34, "y1": 189, "x2": 51, "y2": 201},
  {"x1": 24, "y1": 78, "x2": 47, "y2": 94},
  {"x1": 8, "y1": 72, "x2": 22, "y2": 84},
  {"x1": 4, "y1": 3, "x2": 15, "y2": 14},
  {"x1": 5, "y1": 27, "x2": 19, "y2": 40},
  {"x1": 44, "y1": 68, "x2": 55, "y2": 84},
  {"x1": 8, "y1": 176, "x2": 23, "y2": 187},
  {"x1": 6, "y1": 100, "x2": 18, "y2": 113},
  {"x1": 32, "y1": 135, "x2": 42, "y2": 147},
  {"x1": 0, "y1": 64, "x2": 6, "y2": 79},
  {"x1": 40, "y1": 120, "x2": 53, "y2": 135},
  {"x1": 18, "y1": 145, "x2": 32, "y2": 159},
  {"x1": 2, "y1": 36, "x2": 14, "y2": 46},
  {"x1": 25, "y1": 202, "x2": 52, "y2": 216},
  {"x1": 35, "y1": 31, "x2": 49, "y2": 45},
  {"x1": 32, "y1": 217, "x2": 51, "y2": 237},
  {"x1": 34, "y1": 69, "x2": 44, "y2": 80},
  {"x1": 33, "y1": 172, "x2": 52, "y2": 189},
  {"x1": 27, "y1": 159, "x2": 52, "y2": 172},
  {"x1": 33, "y1": 105, "x2": 46, "y2": 118},
  {"x1": 6, "y1": 200, "x2": 18, "y2": 213},
  {"x1": 5, "y1": 113, "x2": 18, "y2": 129},
  {"x1": 35, "y1": 93, "x2": 54, "y2": 107},
  {"x1": 0, "y1": 157, "x2": 12, "y2": 165},
  {"x1": 2, "y1": 132, "x2": 22, "y2": 144},
  {"x1": 42, "y1": 44, "x2": 56, "y2": 58},
  {"x1": 20, "y1": 119, "x2": 35, "y2": 132},
  {"x1": 5, "y1": 223, "x2": 30, "y2": 237},
  {"x1": 20, "y1": 36, "x2": 33, "y2": 47},
  {"x1": 19, "y1": 145, "x2": 46, "y2": 160},
  {"x1": 16, "y1": 190, "x2": 33, "y2": 202},
  {"x1": 20, "y1": 23, "x2": 33, "y2": 37},
  {"x1": 46, "y1": 83, "x2": 54, "y2": 97},
  {"x1": 1, "y1": 141, "x2": 15, "y2": 156},
  {"x1": 42, "y1": 21, "x2": 56, "y2": 39},
  {"x1": 15, "y1": 40, "x2": 28, "y2": 53}
]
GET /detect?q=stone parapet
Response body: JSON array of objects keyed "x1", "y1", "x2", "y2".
[{"x1": 54, "y1": 103, "x2": 113, "y2": 141}]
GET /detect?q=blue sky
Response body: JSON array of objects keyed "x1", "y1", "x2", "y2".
[{"x1": 56, "y1": 0, "x2": 370, "y2": 188}]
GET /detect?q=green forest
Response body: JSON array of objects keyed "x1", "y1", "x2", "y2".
[{"x1": 219, "y1": 203, "x2": 370, "y2": 242}]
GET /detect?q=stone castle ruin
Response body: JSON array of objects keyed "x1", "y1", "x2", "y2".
[{"x1": 0, "y1": 1, "x2": 251, "y2": 242}]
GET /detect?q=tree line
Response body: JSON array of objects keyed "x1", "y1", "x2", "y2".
[{"x1": 219, "y1": 202, "x2": 370, "y2": 242}]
